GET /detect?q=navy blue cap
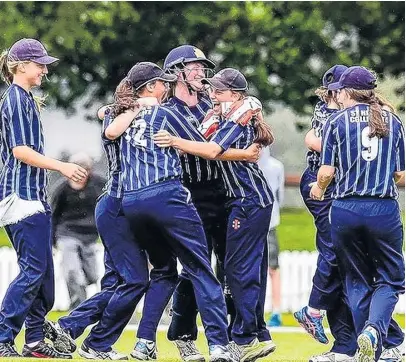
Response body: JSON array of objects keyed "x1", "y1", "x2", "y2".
[
  {"x1": 164, "y1": 45, "x2": 215, "y2": 70},
  {"x1": 127, "y1": 62, "x2": 177, "y2": 90},
  {"x1": 9, "y1": 38, "x2": 58, "y2": 65},
  {"x1": 322, "y1": 65, "x2": 348, "y2": 87},
  {"x1": 202, "y1": 68, "x2": 248, "y2": 91},
  {"x1": 328, "y1": 66, "x2": 377, "y2": 91}
]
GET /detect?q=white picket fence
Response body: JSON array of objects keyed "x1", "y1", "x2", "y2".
[{"x1": 0, "y1": 246, "x2": 404, "y2": 314}]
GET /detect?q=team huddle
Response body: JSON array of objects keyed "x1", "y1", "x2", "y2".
[{"x1": 0, "y1": 38, "x2": 403, "y2": 362}]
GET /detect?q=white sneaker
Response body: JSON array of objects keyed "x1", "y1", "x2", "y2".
[
  {"x1": 238, "y1": 338, "x2": 268, "y2": 362},
  {"x1": 131, "y1": 339, "x2": 157, "y2": 360},
  {"x1": 78, "y1": 343, "x2": 128, "y2": 360},
  {"x1": 379, "y1": 341, "x2": 405, "y2": 361},
  {"x1": 174, "y1": 340, "x2": 205, "y2": 362},
  {"x1": 209, "y1": 345, "x2": 232, "y2": 362},
  {"x1": 309, "y1": 351, "x2": 355, "y2": 362},
  {"x1": 357, "y1": 327, "x2": 378, "y2": 362}
]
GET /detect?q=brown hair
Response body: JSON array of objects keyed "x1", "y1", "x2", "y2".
[
  {"x1": 232, "y1": 90, "x2": 274, "y2": 146},
  {"x1": 111, "y1": 78, "x2": 140, "y2": 118},
  {"x1": 0, "y1": 50, "x2": 46, "y2": 112},
  {"x1": 110, "y1": 78, "x2": 162, "y2": 118},
  {"x1": 344, "y1": 88, "x2": 389, "y2": 138}
]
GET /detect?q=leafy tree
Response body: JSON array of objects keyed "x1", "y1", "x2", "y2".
[{"x1": 0, "y1": 1, "x2": 404, "y2": 116}]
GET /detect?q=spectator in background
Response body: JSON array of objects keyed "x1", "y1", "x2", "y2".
[
  {"x1": 258, "y1": 147, "x2": 284, "y2": 327},
  {"x1": 51, "y1": 152, "x2": 105, "y2": 309}
]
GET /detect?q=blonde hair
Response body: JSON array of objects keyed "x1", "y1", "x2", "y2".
[
  {"x1": 0, "y1": 50, "x2": 46, "y2": 112},
  {"x1": 315, "y1": 86, "x2": 332, "y2": 104},
  {"x1": 344, "y1": 88, "x2": 389, "y2": 138},
  {"x1": 375, "y1": 92, "x2": 395, "y2": 113}
]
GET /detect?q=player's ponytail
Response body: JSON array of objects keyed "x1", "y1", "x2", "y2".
[
  {"x1": 315, "y1": 86, "x2": 338, "y2": 108},
  {"x1": 111, "y1": 78, "x2": 140, "y2": 118},
  {"x1": 0, "y1": 50, "x2": 13, "y2": 85},
  {"x1": 345, "y1": 88, "x2": 389, "y2": 138},
  {"x1": 375, "y1": 93, "x2": 395, "y2": 113},
  {"x1": 253, "y1": 114, "x2": 274, "y2": 147}
]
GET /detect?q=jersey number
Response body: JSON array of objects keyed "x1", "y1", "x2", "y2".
[
  {"x1": 361, "y1": 126, "x2": 379, "y2": 161},
  {"x1": 127, "y1": 119, "x2": 147, "y2": 147}
]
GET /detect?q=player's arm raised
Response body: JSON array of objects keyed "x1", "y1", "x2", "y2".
[{"x1": 103, "y1": 97, "x2": 158, "y2": 140}]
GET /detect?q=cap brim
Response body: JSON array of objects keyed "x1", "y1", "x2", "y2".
[
  {"x1": 157, "y1": 73, "x2": 177, "y2": 82},
  {"x1": 134, "y1": 73, "x2": 177, "y2": 90},
  {"x1": 328, "y1": 82, "x2": 344, "y2": 91},
  {"x1": 202, "y1": 78, "x2": 229, "y2": 90},
  {"x1": 33, "y1": 55, "x2": 59, "y2": 65}
]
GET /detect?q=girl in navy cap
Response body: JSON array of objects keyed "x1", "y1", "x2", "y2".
[
  {"x1": 45, "y1": 62, "x2": 179, "y2": 360},
  {"x1": 294, "y1": 65, "x2": 359, "y2": 362},
  {"x1": 163, "y1": 46, "x2": 260, "y2": 362},
  {"x1": 310, "y1": 66, "x2": 405, "y2": 362},
  {"x1": 0, "y1": 38, "x2": 87, "y2": 358},
  {"x1": 154, "y1": 67, "x2": 276, "y2": 362},
  {"x1": 115, "y1": 61, "x2": 235, "y2": 362}
]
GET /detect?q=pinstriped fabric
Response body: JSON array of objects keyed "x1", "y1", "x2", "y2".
[
  {"x1": 321, "y1": 104, "x2": 405, "y2": 199},
  {"x1": 306, "y1": 101, "x2": 338, "y2": 172},
  {"x1": 101, "y1": 111, "x2": 123, "y2": 198},
  {"x1": 164, "y1": 95, "x2": 219, "y2": 185},
  {"x1": 211, "y1": 119, "x2": 273, "y2": 207},
  {"x1": 0, "y1": 84, "x2": 47, "y2": 203}
]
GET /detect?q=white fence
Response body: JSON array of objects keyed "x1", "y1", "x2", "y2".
[{"x1": 0, "y1": 246, "x2": 404, "y2": 314}]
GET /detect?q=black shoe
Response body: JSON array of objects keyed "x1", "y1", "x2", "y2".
[
  {"x1": 22, "y1": 340, "x2": 72, "y2": 359},
  {"x1": 0, "y1": 342, "x2": 21, "y2": 357},
  {"x1": 44, "y1": 320, "x2": 76, "y2": 353}
]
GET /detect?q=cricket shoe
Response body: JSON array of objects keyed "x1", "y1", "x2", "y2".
[
  {"x1": 43, "y1": 319, "x2": 76, "y2": 353},
  {"x1": 309, "y1": 351, "x2": 355, "y2": 362},
  {"x1": 0, "y1": 342, "x2": 21, "y2": 357},
  {"x1": 78, "y1": 343, "x2": 128, "y2": 360},
  {"x1": 228, "y1": 338, "x2": 274, "y2": 362},
  {"x1": 256, "y1": 339, "x2": 277, "y2": 359},
  {"x1": 131, "y1": 338, "x2": 157, "y2": 360},
  {"x1": 379, "y1": 341, "x2": 405, "y2": 362},
  {"x1": 209, "y1": 344, "x2": 232, "y2": 362},
  {"x1": 357, "y1": 327, "x2": 378, "y2": 362},
  {"x1": 294, "y1": 306, "x2": 329, "y2": 344},
  {"x1": 22, "y1": 340, "x2": 72, "y2": 359},
  {"x1": 174, "y1": 340, "x2": 205, "y2": 362}
]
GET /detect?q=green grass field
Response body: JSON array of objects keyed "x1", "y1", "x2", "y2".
[
  {"x1": 6, "y1": 312, "x2": 405, "y2": 361},
  {"x1": 6, "y1": 330, "x2": 338, "y2": 362}
]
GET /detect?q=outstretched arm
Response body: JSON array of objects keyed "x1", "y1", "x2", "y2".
[
  {"x1": 217, "y1": 143, "x2": 261, "y2": 162},
  {"x1": 103, "y1": 97, "x2": 159, "y2": 140},
  {"x1": 154, "y1": 131, "x2": 222, "y2": 160}
]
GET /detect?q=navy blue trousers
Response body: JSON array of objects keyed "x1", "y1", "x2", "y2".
[
  {"x1": 123, "y1": 180, "x2": 229, "y2": 347},
  {"x1": 225, "y1": 199, "x2": 272, "y2": 345},
  {"x1": 80, "y1": 194, "x2": 151, "y2": 351},
  {"x1": 0, "y1": 209, "x2": 54, "y2": 344},
  {"x1": 168, "y1": 180, "x2": 232, "y2": 341},
  {"x1": 300, "y1": 168, "x2": 357, "y2": 355},
  {"x1": 60, "y1": 194, "x2": 177, "y2": 346},
  {"x1": 331, "y1": 198, "x2": 405, "y2": 359}
]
